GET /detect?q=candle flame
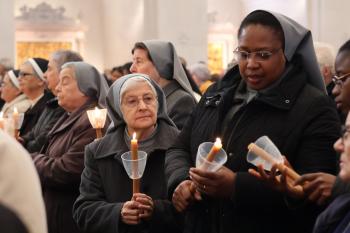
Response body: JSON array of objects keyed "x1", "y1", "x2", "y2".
[
  {"x1": 13, "y1": 107, "x2": 18, "y2": 114},
  {"x1": 214, "y1": 137, "x2": 222, "y2": 147},
  {"x1": 0, "y1": 112, "x2": 3, "y2": 118},
  {"x1": 133, "y1": 132, "x2": 137, "y2": 140}
]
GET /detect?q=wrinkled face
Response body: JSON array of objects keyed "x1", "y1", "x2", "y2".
[
  {"x1": 0, "y1": 75, "x2": 21, "y2": 102},
  {"x1": 130, "y1": 48, "x2": 162, "y2": 84},
  {"x1": 44, "y1": 58, "x2": 60, "y2": 96},
  {"x1": 332, "y1": 51, "x2": 350, "y2": 113},
  {"x1": 334, "y1": 113, "x2": 350, "y2": 181},
  {"x1": 18, "y1": 63, "x2": 45, "y2": 95},
  {"x1": 120, "y1": 81, "x2": 158, "y2": 132},
  {"x1": 56, "y1": 67, "x2": 88, "y2": 112},
  {"x1": 237, "y1": 24, "x2": 286, "y2": 90}
]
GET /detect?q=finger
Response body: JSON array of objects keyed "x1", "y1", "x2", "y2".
[
  {"x1": 294, "y1": 173, "x2": 319, "y2": 186},
  {"x1": 257, "y1": 165, "x2": 270, "y2": 180},
  {"x1": 172, "y1": 193, "x2": 188, "y2": 212},
  {"x1": 302, "y1": 179, "x2": 320, "y2": 194},
  {"x1": 190, "y1": 167, "x2": 217, "y2": 179},
  {"x1": 282, "y1": 156, "x2": 292, "y2": 168},
  {"x1": 317, "y1": 194, "x2": 329, "y2": 206},
  {"x1": 193, "y1": 189, "x2": 202, "y2": 201},
  {"x1": 190, "y1": 171, "x2": 215, "y2": 187},
  {"x1": 135, "y1": 196, "x2": 153, "y2": 206},
  {"x1": 138, "y1": 204, "x2": 153, "y2": 212},
  {"x1": 308, "y1": 189, "x2": 322, "y2": 203},
  {"x1": 248, "y1": 168, "x2": 262, "y2": 179}
]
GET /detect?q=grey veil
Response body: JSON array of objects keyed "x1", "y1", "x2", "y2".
[{"x1": 62, "y1": 61, "x2": 109, "y2": 107}]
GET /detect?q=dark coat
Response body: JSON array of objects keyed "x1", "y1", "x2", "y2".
[
  {"x1": 73, "y1": 120, "x2": 182, "y2": 233},
  {"x1": 313, "y1": 193, "x2": 350, "y2": 233},
  {"x1": 22, "y1": 97, "x2": 65, "y2": 153},
  {"x1": 163, "y1": 80, "x2": 196, "y2": 130},
  {"x1": 0, "y1": 204, "x2": 28, "y2": 233},
  {"x1": 19, "y1": 91, "x2": 54, "y2": 136},
  {"x1": 32, "y1": 100, "x2": 104, "y2": 233},
  {"x1": 165, "y1": 64, "x2": 340, "y2": 233}
]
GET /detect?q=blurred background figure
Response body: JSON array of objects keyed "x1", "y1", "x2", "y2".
[
  {"x1": 188, "y1": 62, "x2": 213, "y2": 94},
  {"x1": 130, "y1": 40, "x2": 198, "y2": 129},
  {"x1": 0, "y1": 58, "x2": 14, "y2": 109},
  {"x1": 18, "y1": 58, "x2": 52, "y2": 136},
  {"x1": 0, "y1": 69, "x2": 30, "y2": 117},
  {"x1": 314, "y1": 42, "x2": 336, "y2": 97},
  {"x1": 20, "y1": 50, "x2": 83, "y2": 153},
  {"x1": 0, "y1": 130, "x2": 47, "y2": 233}
]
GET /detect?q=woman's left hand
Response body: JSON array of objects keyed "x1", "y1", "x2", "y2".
[
  {"x1": 132, "y1": 193, "x2": 154, "y2": 221},
  {"x1": 189, "y1": 166, "x2": 236, "y2": 198}
]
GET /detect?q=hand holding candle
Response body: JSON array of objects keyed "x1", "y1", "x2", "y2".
[{"x1": 247, "y1": 143, "x2": 300, "y2": 181}]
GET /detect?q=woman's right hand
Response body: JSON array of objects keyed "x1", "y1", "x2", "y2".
[
  {"x1": 172, "y1": 180, "x2": 202, "y2": 212},
  {"x1": 120, "y1": 200, "x2": 140, "y2": 225}
]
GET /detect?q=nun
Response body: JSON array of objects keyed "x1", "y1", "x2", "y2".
[
  {"x1": 32, "y1": 61, "x2": 109, "y2": 233},
  {"x1": 73, "y1": 74, "x2": 182, "y2": 233},
  {"x1": 18, "y1": 57, "x2": 53, "y2": 136},
  {"x1": 165, "y1": 10, "x2": 340, "y2": 233},
  {"x1": 0, "y1": 69, "x2": 30, "y2": 117},
  {"x1": 130, "y1": 40, "x2": 198, "y2": 130}
]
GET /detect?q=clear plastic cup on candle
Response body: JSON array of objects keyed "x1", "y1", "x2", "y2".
[
  {"x1": 121, "y1": 151, "x2": 147, "y2": 179},
  {"x1": 14, "y1": 113, "x2": 24, "y2": 130},
  {"x1": 196, "y1": 142, "x2": 227, "y2": 172},
  {"x1": 3, "y1": 117, "x2": 15, "y2": 136},
  {"x1": 246, "y1": 136, "x2": 283, "y2": 171}
]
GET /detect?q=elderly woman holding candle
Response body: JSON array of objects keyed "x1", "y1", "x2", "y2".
[
  {"x1": 32, "y1": 61, "x2": 109, "y2": 233},
  {"x1": 165, "y1": 10, "x2": 340, "y2": 233},
  {"x1": 73, "y1": 73, "x2": 182, "y2": 233},
  {"x1": 0, "y1": 69, "x2": 30, "y2": 117}
]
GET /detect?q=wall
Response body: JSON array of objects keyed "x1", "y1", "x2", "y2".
[
  {"x1": 15, "y1": 0, "x2": 105, "y2": 71},
  {"x1": 0, "y1": 0, "x2": 15, "y2": 63}
]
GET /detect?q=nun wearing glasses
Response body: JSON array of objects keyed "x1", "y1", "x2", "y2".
[
  {"x1": 73, "y1": 74, "x2": 182, "y2": 233},
  {"x1": 166, "y1": 10, "x2": 340, "y2": 233}
]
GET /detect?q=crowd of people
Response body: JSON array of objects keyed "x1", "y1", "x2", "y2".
[{"x1": 1, "y1": 9, "x2": 350, "y2": 233}]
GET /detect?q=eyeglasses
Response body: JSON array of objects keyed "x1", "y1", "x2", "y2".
[
  {"x1": 18, "y1": 72, "x2": 34, "y2": 78},
  {"x1": 341, "y1": 125, "x2": 350, "y2": 143},
  {"x1": 122, "y1": 95, "x2": 157, "y2": 108},
  {"x1": 332, "y1": 73, "x2": 350, "y2": 87},
  {"x1": 233, "y1": 48, "x2": 282, "y2": 62}
]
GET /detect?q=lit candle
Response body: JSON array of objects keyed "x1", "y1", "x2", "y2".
[
  {"x1": 86, "y1": 107, "x2": 108, "y2": 139},
  {"x1": 0, "y1": 112, "x2": 4, "y2": 130},
  {"x1": 206, "y1": 138, "x2": 222, "y2": 162},
  {"x1": 131, "y1": 132, "x2": 138, "y2": 160},
  {"x1": 13, "y1": 107, "x2": 19, "y2": 139},
  {"x1": 131, "y1": 132, "x2": 140, "y2": 193}
]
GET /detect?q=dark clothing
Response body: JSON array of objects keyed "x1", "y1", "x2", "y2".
[
  {"x1": 22, "y1": 97, "x2": 65, "y2": 153},
  {"x1": 165, "y1": 65, "x2": 340, "y2": 233},
  {"x1": 332, "y1": 177, "x2": 350, "y2": 199},
  {"x1": 0, "y1": 204, "x2": 28, "y2": 233},
  {"x1": 20, "y1": 91, "x2": 54, "y2": 136},
  {"x1": 163, "y1": 80, "x2": 196, "y2": 130},
  {"x1": 313, "y1": 193, "x2": 350, "y2": 233},
  {"x1": 0, "y1": 99, "x2": 5, "y2": 110},
  {"x1": 73, "y1": 120, "x2": 182, "y2": 233},
  {"x1": 32, "y1": 100, "x2": 103, "y2": 233}
]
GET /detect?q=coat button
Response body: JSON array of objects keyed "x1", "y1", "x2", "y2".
[
  {"x1": 285, "y1": 99, "x2": 290, "y2": 104},
  {"x1": 206, "y1": 100, "x2": 210, "y2": 105},
  {"x1": 215, "y1": 100, "x2": 220, "y2": 105}
]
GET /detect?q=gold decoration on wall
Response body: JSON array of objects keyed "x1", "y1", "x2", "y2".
[
  {"x1": 208, "y1": 42, "x2": 223, "y2": 75},
  {"x1": 16, "y1": 42, "x2": 72, "y2": 67}
]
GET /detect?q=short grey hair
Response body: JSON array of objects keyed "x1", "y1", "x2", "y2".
[
  {"x1": 314, "y1": 42, "x2": 335, "y2": 73},
  {"x1": 0, "y1": 58, "x2": 13, "y2": 71},
  {"x1": 188, "y1": 63, "x2": 211, "y2": 82},
  {"x1": 51, "y1": 50, "x2": 83, "y2": 71}
]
